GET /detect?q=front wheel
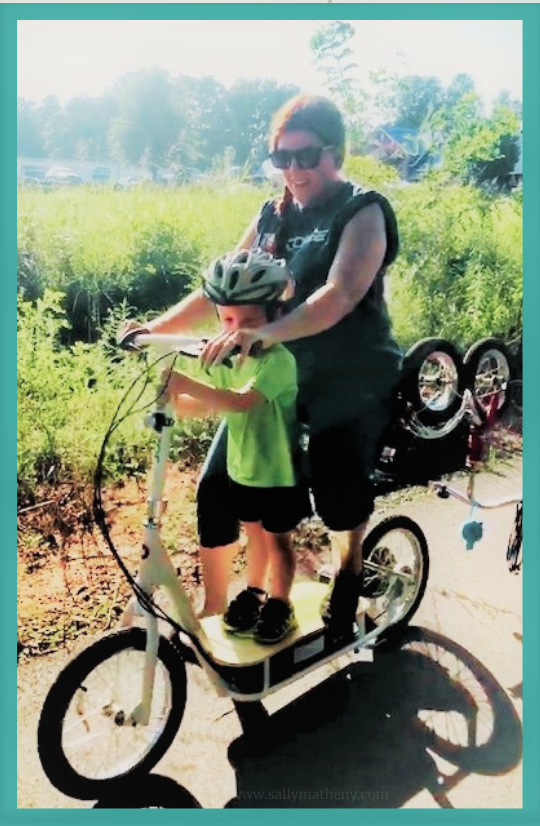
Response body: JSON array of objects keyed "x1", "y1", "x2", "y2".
[
  {"x1": 37, "y1": 628, "x2": 187, "y2": 800},
  {"x1": 361, "y1": 515, "x2": 430, "y2": 643}
]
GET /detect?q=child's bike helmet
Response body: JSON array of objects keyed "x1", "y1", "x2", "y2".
[{"x1": 202, "y1": 248, "x2": 290, "y2": 305}]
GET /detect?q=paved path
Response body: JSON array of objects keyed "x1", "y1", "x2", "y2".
[{"x1": 18, "y1": 458, "x2": 523, "y2": 809}]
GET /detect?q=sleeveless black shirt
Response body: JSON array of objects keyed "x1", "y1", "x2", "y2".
[{"x1": 254, "y1": 181, "x2": 402, "y2": 431}]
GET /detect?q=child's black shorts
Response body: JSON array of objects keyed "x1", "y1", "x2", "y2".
[{"x1": 228, "y1": 478, "x2": 311, "y2": 535}]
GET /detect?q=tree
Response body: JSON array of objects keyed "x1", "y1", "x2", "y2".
[
  {"x1": 37, "y1": 95, "x2": 70, "y2": 158},
  {"x1": 310, "y1": 21, "x2": 369, "y2": 150},
  {"x1": 444, "y1": 73, "x2": 476, "y2": 111},
  {"x1": 372, "y1": 72, "x2": 449, "y2": 133},
  {"x1": 64, "y1": 95, "x2": 117, "y2": 161},
  {"x1": 17, "y1": 98, "x2": 44, "y2": 157},
  {"x1": 174, "y1": 75, "x2": 234, "y2": 168},
  {"x1": 493, "y1": 90, "x2": 522, "y2": 120},
  {"x1": 393, "y1": 75, "x2": 445, "y2": 129},
  {"x1": 442, "y1": 103, "x2": 520, "y2": 188},
  {"x1": 225, "y1": 79, "x2": 300, "y2": 168},
  {"x1": 108, "y1": 69, "x2": 194, "y2": 168}
]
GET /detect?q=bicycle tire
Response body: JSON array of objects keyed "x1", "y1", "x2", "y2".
[
  {"x1": 399, "y1": 338, "x2": 465, "y2": 426},
  {"x1": 463, "y1": 337, "x2": 513, "y2": 419},
  {"x1": 361, "y1": 515, "x2": 430, "y2": 644},
  {"x1": 507, "y1": 501, "x2": 523, "y2": 573},
  {"x1": 37, "y1": 628, "x2": 187, "y2": 800}
]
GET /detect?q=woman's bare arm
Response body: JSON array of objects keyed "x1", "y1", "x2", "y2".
[
  {"x1": 145, "y1": 288, "x2": 216, "y2": 335},
  {"x1": 202, "y1": 203, "x2": 387, "y2": 365},
  {"x1": 260, "y1": 202, "x2": 386, "y2": 340}
]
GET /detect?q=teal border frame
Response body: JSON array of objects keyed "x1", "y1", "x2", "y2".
[{"x1": 7, "y1": 3, "x2": 538, "y2": 822}]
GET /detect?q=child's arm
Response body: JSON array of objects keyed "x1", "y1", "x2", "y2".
[
  {"x1": 162, "y1": 369, "x2": 264, "y2": 414},
  {"x1": 171, "y1": 394, "x2": 214, "y2": 418}
]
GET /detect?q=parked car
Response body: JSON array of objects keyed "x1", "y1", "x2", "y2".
[
  {"x1": 172, "y1": 167, "x2": 206, "y2": 185},
  {"x1": 20, "y1": 164, "x2": 47, "y2": 183},
  {"x1": 114, "y1": 176, "x2": 143, "y2": 190},
  {"x1": 43, "y1": 166, "x2": 82, "y2": 187},
  {"x1": 91, "y1": 166, "x2": 111, "y2": 183}
]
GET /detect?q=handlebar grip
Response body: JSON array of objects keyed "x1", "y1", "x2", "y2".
[{"x1": 117, "y1": 327, "x2": 149, "y2": 351}]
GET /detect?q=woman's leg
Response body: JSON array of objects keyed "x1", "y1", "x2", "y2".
[{"x1": 308, "y1": 419, "x2": 379, "y2": 635}]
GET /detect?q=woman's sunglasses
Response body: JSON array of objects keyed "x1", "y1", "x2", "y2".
[{"x1": 269, "y1": 145, "x2": 333, "y2": 170}]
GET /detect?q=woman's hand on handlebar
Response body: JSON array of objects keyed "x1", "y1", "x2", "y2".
[
  {"x1": 117, "y1": 320, "x2": 151, "y2": 350},
  {"x1": 201, "y1": 328, "x2": 272, "y2": 368}
]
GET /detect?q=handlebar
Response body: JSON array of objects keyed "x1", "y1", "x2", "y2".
[
  {"x1": 118, "y1": 330, "x2": 262, "y2": 364},
  {"x1": 118, "y1": 330, "x2": 208, "y2": 354},
  {"x1": 429, "y1": 480, "x2": 522, "y2": 510}
]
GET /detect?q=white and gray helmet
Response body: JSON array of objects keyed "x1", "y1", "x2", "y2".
[{"x1": 202, "y1": 248, "x2": 290, "y2": 305}]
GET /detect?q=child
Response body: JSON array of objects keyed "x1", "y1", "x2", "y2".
[{"x1": 161, "y1": 249, "x2": 309, "y2": 645}]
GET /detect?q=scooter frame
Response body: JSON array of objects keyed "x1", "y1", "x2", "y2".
[
  {"x1": 113, "y1": 334, "x2": 427, "y2": 709},
  {"x1": 37, "y1": 332, "x2": 430, "y2": 799}
]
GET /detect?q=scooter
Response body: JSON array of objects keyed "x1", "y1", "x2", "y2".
[{"x1": 37, "y1": 333, "x2": 430, "y2": 801}]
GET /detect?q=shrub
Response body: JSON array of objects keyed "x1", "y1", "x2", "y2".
[{"x1": 388, "y1": 177, "x2": 522, "y2": 349}]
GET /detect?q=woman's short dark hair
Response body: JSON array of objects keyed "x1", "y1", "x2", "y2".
[{"x1": 269, "y1": 94, "x2": 346, "y2": 168}]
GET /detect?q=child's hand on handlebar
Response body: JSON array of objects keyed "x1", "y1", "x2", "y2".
[{"x1": 200, "y1": 329, "x2": 270, "y2": 368}]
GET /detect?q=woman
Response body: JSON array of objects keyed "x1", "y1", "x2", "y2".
[{"x1": 132, "y1": 94, "x2": 402, "y2": 640}]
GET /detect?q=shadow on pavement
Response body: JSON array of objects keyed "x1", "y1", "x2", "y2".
[
  {"x1": 91, "y1": 626, "x2": 521, "y2": 809},
  {"x1": 225, "y1": 626, "x2": 522, "y2": 809},
  {"x1": 93, "y1": 774, "x2": 202, "y2": 808}
]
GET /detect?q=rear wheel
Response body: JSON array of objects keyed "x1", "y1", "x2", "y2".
[
  {"x1": 463, "y1": 337, "x2": 512, "y2": 419},
  {"x1": 397, "y1": 627, "x2": 522, "y2": 772},
  {"x1": 37, "y1": 628, "x2": 187, "y2": 800},
  {"x1": 399, "y1": 338, "x2": 465, "y2": 426},
  {"x1": 361, "y1": 515, "x2": 429, "y2": 643}
]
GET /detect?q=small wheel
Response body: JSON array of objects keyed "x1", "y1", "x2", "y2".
[
  {"x1": 399, "y1": 338, "x2": 465, "y2": 426},
  {"x1": 361, "y1": 515, "x2": 429, "y2": 643},
  {"x1": 463, "y1": 337, "x2": 513, "y2": 419},
  {"x1": 37, "y1": 628, "x2": 187, "y2": 800}
]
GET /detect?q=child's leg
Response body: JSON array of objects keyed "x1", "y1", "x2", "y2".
[
  {"x1": 243, "y1": 521, "x2": 270, "y2": 592},
  {"x1": 253, "y1": 530, "x2": 297, "y2": 644},
  {"x1": 264, "y1": 530, "x2": 295, "y2": 602},
  {"x1": 196, "y1": 422, "x2": 238, "y2": 617},
  {"x1": 221, "y1": 522, "x2": 268, "y2": 632},
  {"x1": 198, "y1": 543, "x2": 237, "y2": 616}
]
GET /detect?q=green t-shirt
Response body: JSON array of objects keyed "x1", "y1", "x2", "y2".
[{"x1": 202, "y1": 344, "x2": 298, "y2": 488}]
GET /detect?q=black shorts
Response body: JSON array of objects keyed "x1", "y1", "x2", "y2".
[
  {"x1": 196, "y1": 404, "x2": 391, "y2": 548},
  {"x1": 229, "y1": 479, "x2": 310, "y2": 535}
]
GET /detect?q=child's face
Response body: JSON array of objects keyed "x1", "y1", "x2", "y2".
[{"x1": 216, "y1": 304, "x2": 267, "y2": 332}]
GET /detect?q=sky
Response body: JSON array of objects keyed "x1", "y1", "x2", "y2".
[{"x1": 17, "y1": 18, "x2": 522, "y2": 113}]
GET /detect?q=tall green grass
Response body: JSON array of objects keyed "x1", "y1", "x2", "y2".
[
  {"x1": 18, "y1": 183, "x2": 267, "y2": 340},
  {"x1": 17, "y1": 172, "x2": 522, "y2": 500}
]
